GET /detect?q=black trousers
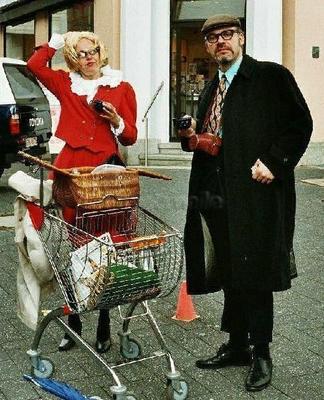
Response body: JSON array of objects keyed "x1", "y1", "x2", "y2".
[
  {"x1": 68, "y1": 309, "x2": 110, "y2": 341},
  {"x1": 221, "y1": 288, "x2": 273, "y2": 345}
]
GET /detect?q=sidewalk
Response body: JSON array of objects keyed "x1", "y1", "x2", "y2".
[{"x1": 0, "y1": 165, "x2": 323, "y2": 399}]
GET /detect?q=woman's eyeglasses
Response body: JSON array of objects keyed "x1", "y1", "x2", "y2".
[
  {"x1": 205, "y1": 29, "x2": 239, "y2": 44},
  {"x1": 77, "y1": 46, "x2": 100, "y2": 59}
]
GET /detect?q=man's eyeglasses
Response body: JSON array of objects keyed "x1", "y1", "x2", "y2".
[
  {"x1": 77, "y1": 46, "x2": 100, "y2": 59},
  {"x1": 205, "y1": 29, "x2": 239, "y2": 44}
]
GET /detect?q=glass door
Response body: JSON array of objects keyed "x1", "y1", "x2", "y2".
[
  {"x1": 170, "y1": 0, "x2": 246, "y2": 141},
  {"x1": 170, "y1": 23, "x2": 217, "y2": 140}
]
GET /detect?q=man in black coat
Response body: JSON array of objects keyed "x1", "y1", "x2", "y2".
[{"x1": 178, "y1": 14, "x2": 312, "y2": 392}]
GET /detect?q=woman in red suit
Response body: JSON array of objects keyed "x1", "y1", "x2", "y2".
[{"x1": 27, "y1": 31, "x2": 137, "y2": 353}]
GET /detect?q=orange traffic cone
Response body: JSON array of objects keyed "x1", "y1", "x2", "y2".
[{"x1": 172, "y1": 281, "x2": 199, "y2": 322}]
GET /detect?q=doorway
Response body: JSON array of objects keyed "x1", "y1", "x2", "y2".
[
  {"x1": 169, "y1": 0, "x2": 246, "y2": 141},
  {"x1": 170, "y1": 22, "x2": 217, "y2": 140}
]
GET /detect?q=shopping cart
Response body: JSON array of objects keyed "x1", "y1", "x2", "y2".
[{"x1": 25, "y1": 185, "x2": 188, "y2": 399}]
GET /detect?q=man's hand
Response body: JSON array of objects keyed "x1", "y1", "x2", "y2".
[
  {"x1": 251, "y1": 159, "x2": 275, "y2": 184},
  {"x1": 177, "y1": 127, "x2": 195, "y2": 138},
  {"x1": 177, "y1": 116, "x2": 196, "y2": 138}
]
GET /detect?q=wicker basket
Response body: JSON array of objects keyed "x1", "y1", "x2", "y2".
[
  {"x1": 17, "y1": 151, "x2": 171, "y2": 210},
  {"x1": 52, "y1": 166, "x2": 139, "y2": 209}
]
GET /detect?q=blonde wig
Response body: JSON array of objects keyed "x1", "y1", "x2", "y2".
[{"x1": 63, "y1": 31, "x2": 108, "y2": 72}]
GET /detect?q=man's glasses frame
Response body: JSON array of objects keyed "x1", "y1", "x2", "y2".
[
  {"x1": 77, "y1": 46, "x2": 100, "y2": 59},
  {"x1": 205, "y1": 29, "x2": 240, "y2": 44}
]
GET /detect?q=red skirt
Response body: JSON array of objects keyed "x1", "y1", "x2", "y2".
[{"x1": 53, "y1": 145, "x2": 111, "y2": 172}]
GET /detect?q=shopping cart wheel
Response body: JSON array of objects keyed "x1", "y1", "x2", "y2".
[
  {"x1": 166, "y1": 379, "x2": 188, "y2": 400},
  {"x1": 120, "y1": 338, "x2": 142, "y2": 360},
  {"x1": 112, "y1": 395, "x2": 136, "y2": 400},
  {"x1": 111, "y1": 384, "x2": 136, "y2": 399},
  {"x1": 31, "y1": 357, "x2": 54, "y2": 379}
]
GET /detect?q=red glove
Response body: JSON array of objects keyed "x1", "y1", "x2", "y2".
[{"x1": 188, "y1": 132, "x2": 222, "y2": 156}]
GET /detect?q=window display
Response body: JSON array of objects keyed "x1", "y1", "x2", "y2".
[
  {"x1": 5, "y1": 19, "x2": 35, "y2": 61},
  {"x1": 50, "y1": 1, "x2": 94, "y2": 68}
]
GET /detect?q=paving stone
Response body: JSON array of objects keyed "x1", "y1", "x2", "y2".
[
  {"x1": 0, "y1": 378, "x2": 38, "y2": 400},
  {"x1": 272, "y1": 369, "x2": 323, "y2": 400},
  {"x1": 66, "y1": 376, "x2": 111, "y2": 399},
  {"x1": 0, "y1": 167, "x2": 323, "y2": 399},
  {"x1": 0, "y1": 353, "x2": 10, "y2": 364}
]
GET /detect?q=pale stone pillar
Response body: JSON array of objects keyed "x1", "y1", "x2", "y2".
[
  {"x1": 282, "y1": 0, "x2": 296, "y2": 73},
  {"x1": 246, "y1": 0, "x2": 282, "y2": 64},
  {"x1": 120, "y1": 0, "x2": 153, "y2": 164},
  {"x1": 94, "y1": 0, "x2": 120, "y2": 69},
  {"x1": 149, "y1": 0, "x2": 170, "y2": 144},
  {"x1": 0, "y1": 25, "x2": 4, "y2": 57},
  {"x1": 120, "y1": 0, "x2": 170, "y2": 164},
  {"x1": 35, "y1": 10, "x2": 49, "y2": 45},
  {"x1": 294, "y1": 0, "x2": 324, "y2": 145}
]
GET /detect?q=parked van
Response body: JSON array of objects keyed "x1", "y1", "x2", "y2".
[{"x1": 0, "y1": 57, "x2": 52, "y2": 177}]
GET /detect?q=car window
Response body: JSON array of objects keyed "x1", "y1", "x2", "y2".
[{"x1": 3, "y1": 64, "x2": 45, "y2": 101}]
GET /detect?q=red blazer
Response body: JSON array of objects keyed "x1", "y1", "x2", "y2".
[{"x1": 27, "y1": 45, "x2": 137, "y2": 153}]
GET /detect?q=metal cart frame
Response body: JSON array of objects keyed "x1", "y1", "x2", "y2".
[{"x1": 26, "y1": 200, "x2": 188, "y2": 400}]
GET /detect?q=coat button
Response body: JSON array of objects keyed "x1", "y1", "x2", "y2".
[
  {"x1": 82, "y1": 120, "x2": 86, "y2": 124},
  {"x1": 90, "y1": 137, "x2": 94, "y2": 140},
  {"x1": 283, "y1": 157, "x2": 288, "y2": 163}
]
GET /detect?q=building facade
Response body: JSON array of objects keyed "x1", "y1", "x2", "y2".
[{"x1": 0, "y1": 0, "x2": 322, "y2": 165}]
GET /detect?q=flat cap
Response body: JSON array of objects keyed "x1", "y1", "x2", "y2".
[{"x1": 201, "y1": 14, "x2": 241, "y2": 34}]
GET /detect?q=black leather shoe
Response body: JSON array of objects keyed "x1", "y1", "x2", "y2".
[
  {"x1": 245, "y1": 356, "x2": 272, "y2": 391},
  {"x1": 196, "y1": 343, "x2": 251, "y2": 369},
  {"x1": 59, "y1": 334, "x2": 77, "y2": 352},
  {"x1": 95, "y1": 338, "x2": 112, "y2": 354},
  {"x1": 59, "y1": 315, "x2": 82, "y2": 351}
]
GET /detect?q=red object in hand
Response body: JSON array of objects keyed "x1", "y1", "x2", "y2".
[{"x1": 188, "y1": 132, "x2": 222, "y2": 156}]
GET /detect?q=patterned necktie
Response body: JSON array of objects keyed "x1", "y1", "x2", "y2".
[{"x1": 204, "y1": 74, "x2": 227, "y2": 136}]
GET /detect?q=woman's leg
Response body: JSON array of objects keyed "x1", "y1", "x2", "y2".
[
  {"x1": 58, "y1": 314, "x2": 82, "y2": 351},
  {"x1": 95, "y1": 309, "x2": 111, "y2": 353}
]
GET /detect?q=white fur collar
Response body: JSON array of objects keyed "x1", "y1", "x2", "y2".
[{"x1": 69, "y1": 65, "x2": 123, "y2": 102}]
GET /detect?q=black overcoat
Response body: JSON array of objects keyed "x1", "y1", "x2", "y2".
[{"x1": 184, "y1": 55, "x2": 312, "y2": 294}]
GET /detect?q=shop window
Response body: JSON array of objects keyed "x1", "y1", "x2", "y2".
[
  {"x1": 170, "y1": 0, "x2": 246, "y2": 140},
  {"x1": 50, "y1": 1, "x2": 94, "y2": 68},
  {"x1": 172, "y1": 0, "x2": 245, "y2": 20},
  {"x1": 5, "y1": 19, "x2": 35, "y2": 61}
]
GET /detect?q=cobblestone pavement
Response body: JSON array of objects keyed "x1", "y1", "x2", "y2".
[{"x1": 0, "y1": 164, "x2": 323, "y2": 399}]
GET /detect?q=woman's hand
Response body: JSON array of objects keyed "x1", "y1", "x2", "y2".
[
  {"x1": 99, "y1": 101, "x2": 121, "y2": 128},
  {"x1": 48, "y1": 33, "x2": 65, "y2": 50}
]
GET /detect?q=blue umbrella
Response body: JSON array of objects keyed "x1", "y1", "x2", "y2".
[{"x1": 23, "y1": 375, "x2": 99, "y2": 400}]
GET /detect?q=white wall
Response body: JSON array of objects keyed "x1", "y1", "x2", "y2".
[
  {"x1": 246, "y1": 0, "x2": 282, "y2": 64},
  {"x1": 120, "y1": 0, "x2": 152, "y2": 140},
  {"x1": 149, "y1": 0, "x2": 170, "y2": 143},
  {"x1": 120, "y1": 0, "x2": 170, "y2": 148}
]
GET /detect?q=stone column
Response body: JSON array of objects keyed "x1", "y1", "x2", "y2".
[
  {"x1": 0, "y1": 25, "x2": 4, "y2": 57},
  {"x1": 94, "y1": 0, "x2": 120, "y2": 69},
  {"x1": 246, "y1": 0, "x2": 282, "y2": 63},
  {"x1": 35, "y1": 10, "x2": 49, "y2": 45},
  {"x1": 120, "y1": 0, "x2": 170, "y2": 164}
]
